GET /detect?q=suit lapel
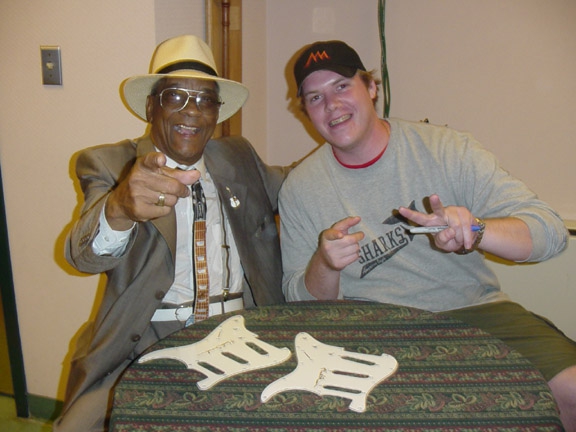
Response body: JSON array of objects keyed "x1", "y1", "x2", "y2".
[{"x1": 204, "y1": 145, "x2": 248, "y2": 221}]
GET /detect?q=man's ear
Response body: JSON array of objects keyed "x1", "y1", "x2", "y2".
[{"x1": 368, "y1": 79, "x2": 377, "y2": 100}]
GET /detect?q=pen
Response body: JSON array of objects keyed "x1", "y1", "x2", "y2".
[{"x1": 405, "y1": 225, "x2": 482, "y2": 234}]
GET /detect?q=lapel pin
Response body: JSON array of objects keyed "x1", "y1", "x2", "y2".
[
  {"x1": 226, "y1": 187, "x2": 241, "y2": 208},
  {"x1": 230, "y1": 196, "x2": 240, "y2": 208}
]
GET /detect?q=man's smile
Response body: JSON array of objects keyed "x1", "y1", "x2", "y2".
[
  {"x1": 329, "y1": 114, "x2": 351, "y2": 128},
  {"x1": 175, "y1": 124, "x2": 200, "y2": 136}
]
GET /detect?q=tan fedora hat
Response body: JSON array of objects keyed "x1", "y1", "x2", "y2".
[{"x1": 122, "y1": 35, "x2": 248, "y2": 124}]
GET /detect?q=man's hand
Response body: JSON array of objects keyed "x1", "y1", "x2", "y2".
[
  {"x1": 317, "y1": 216, "x2": 365, "y2": 270},
  {"x1": 398, "y1": 194, "x2": 532, "y2": 260},
  {"x1": 398, "y1": 194, "x2": 477, "y2": 252},
  {"x1": 304, "y1": 216, "x2": 365, "y2": 300},
  {"x1": 105, "y1": 152, "x2": 200, "y2": 230}
]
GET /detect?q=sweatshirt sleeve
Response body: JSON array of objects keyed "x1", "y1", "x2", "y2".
[
  {"x1": 279, "y1": 172, "x2": 327, "y2": 302},
  {"x1": 439, "y1": 129, "x2": 568, "y2": 262}
]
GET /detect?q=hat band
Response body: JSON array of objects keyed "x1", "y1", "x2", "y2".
[{"x1": 157, "y1": 61, "x2": 218, "y2": 77}]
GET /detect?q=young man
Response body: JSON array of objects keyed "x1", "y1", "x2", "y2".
[
  {"x1": 56, "y1": 35, "x2": 289, "y2": 431},
  {"x1": 279, "y1": 40, "x2": 576, "y2": 430}
]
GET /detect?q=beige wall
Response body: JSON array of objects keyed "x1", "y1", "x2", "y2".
[{"x1": 0, "y1": 0, "x2": 574, "y2": 403}]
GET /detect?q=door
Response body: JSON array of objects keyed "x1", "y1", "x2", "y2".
[
  {"x1": 0, "y1": 294, "x2": 13, "y2": 395},
  {"x1": 0, "y1": 162, "x2": 28, "y2": 416},
  {"x1": 206, "y1": 0, "x2": 243, "y2": 138}
]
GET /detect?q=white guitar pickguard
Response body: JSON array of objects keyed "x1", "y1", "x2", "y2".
[
  {"x1": 138, "y1": 315, "x2": 292, "y2": 390},
  {"x1": 261, "y1": 332, "x2": 398, "y2": 412}
]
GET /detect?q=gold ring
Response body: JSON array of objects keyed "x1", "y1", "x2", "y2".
[{"x1": 155, "y1": 193, "x2": 166, "y2": 207}]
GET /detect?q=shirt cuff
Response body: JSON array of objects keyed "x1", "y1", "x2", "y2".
[{"x1": 92, "y1": 204, "x2": 135, "y2": 257}]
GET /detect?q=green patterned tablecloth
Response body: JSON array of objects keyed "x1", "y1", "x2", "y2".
[{"x1": 110, "y1": 301, "x2": 563, "y2": 431}]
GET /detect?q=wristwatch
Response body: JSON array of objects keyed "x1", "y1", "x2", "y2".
[{"x1": 457, "y1": 217, "x2": 486, "y2": 254}]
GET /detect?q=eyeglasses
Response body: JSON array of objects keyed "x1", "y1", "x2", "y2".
[{"x1": 158, "y1": 88, "x2": 223, "y2": 114}]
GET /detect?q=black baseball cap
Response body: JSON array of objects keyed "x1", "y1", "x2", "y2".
[{"x1": 294, "y1": 40, "x2": 366, "y2": 96}]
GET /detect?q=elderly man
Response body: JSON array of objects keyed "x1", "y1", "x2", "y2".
[
  {"x1": 55, "y1": 35, "x2": 288, "y2": 431},
  {"x1": 279, "y1": 40, "x2": 576, "y2": 430}
]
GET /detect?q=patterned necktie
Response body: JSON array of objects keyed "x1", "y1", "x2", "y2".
[{"x1": 191, "y1": 181, "x2": 210, "y2": 322}]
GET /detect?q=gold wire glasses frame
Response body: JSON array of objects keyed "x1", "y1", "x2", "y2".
[{"x1": 158, "y1": 88, "x2": 224, "y2": 114}]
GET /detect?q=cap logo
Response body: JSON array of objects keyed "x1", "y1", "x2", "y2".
[{"x1": 304, "y1": 50, "x2": 330, "y2": 68}]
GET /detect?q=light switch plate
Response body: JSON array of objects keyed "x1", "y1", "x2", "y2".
[{"x1": 41, "y1": 46, "x2": 62, "y2": 85}]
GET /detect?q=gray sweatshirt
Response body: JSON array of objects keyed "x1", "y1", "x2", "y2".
[{"x1": 279, "y1": 118, "x2": 567, "y2": 312}]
